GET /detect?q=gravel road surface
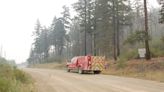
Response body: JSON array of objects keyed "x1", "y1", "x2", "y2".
[{"x1": 24, "y1": 68, "x2": 164, "y2": 92}]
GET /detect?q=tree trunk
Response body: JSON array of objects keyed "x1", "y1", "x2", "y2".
[
  {"x1": 112, "y1": 0, "x2": 117, "y2": 61},
  {"x1": 116, "y1": 0, "x2": 120, "y2": 57},
  {"x1": 84, "y1": 0, "x2": 87, "y2": 56},
  {"x1": 144, "y1": 0, "x2": 151, "y2": 60}
]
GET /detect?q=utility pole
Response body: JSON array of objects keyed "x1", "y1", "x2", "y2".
[
  {"x1": 84, "y1": 0, "x2": 87, "y2": 56},
  {"x1": 144, "y1": 0, "x2": 151, "y2": 60}
]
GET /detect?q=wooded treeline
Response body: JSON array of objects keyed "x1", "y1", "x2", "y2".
[{"x1": 27, "y1": 0, "x2": 164, "y2": 65}]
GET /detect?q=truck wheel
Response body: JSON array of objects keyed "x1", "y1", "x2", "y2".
[
  {"x1": 67, "y1": 69, "x2": 70, "y2": 72},
  {"x1": 94, "y1": 71, "x2": 101, "y2": 74},
  {"x1": 78, "y1": 68, "x2": 83, "y2": 74},
  {"x1": 67, "y1": 67, "x2": 70, "y2": 72}
]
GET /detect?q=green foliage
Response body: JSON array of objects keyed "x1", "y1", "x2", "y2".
[
  {"x1": 151, "y1": 48, "x2": 164, "y2": 57},
  {"x1": 116, "y1": 49, "x2": 138, "y2": 69},
  {"x1": 159, "y1": 1, "x2": 164, "y2": 23},
  {"x1": 29, "y1": 12, "x2": 70, "y2": 64},
  {"x1": 0, "y1": 77, "x2": 11, "y2": 92},
  {"x1": 0, "y1": 59, "x2": 14, "y2": 79},
  {"x1": 42, "y1": 56, "x2": 65, "y2": 63},
  {"x1": 117, "y1": 59, "x2": 127, "y2": 69},
  {"x1": 61, "y1": 5, "x2": 71, "y2": 32},
  {"x1": 150, "y1": 40, "x2": 164, "y2": 57},
  {"x1": 161, "y1": 35, "x2": 164, "y2": 43},
  {"x1": 120, "y1": 49, "x2": 138, "y2": 61},
  {"x1": 27, "y1": 0, "x2": 133, "y2": 65},
  {"x1": 14, "y1": 69, "x2": 30, "y2": 84},
  {"x1": 124, "y1": 31, "x2": 151, "y2": 45},
  {"x1": 0, "y1": 58, "x2": 33, "y2": 92}
]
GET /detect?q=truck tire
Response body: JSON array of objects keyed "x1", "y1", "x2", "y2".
[
  {"x1": 94, "y1": 71, "x2": 101, "y2": 74},
  {"x1": 67, "y1": 69, "x2": 70, "y2": 72},
  {"x1": 67, "y1": 67, "x2": 70, "y2": 72},
  {"x1": 78, "y1": 68, "x2": 83, "y2": 74}
]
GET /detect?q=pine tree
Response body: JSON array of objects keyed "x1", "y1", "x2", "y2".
[
  {"x1": 73, "y1": 0, "x2": 95, "y2": 55},
  {"x1": 39, "y1": 27, "x2": 49, "y2": 59},
  {"x1": 61, "y1": 5, "x2": 71, "y2": 32},
  {"x1": 32, "y1": 19, "x2": 43, "y2": 63},
  {"x1": 159, "y1": 0, "x2": 164, "y2": 23},
  {"x1": 52, "y1": 19, "x2": 66, "y2": 56}
]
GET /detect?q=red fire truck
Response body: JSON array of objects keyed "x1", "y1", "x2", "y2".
[{"x1": 66, "y1": 56, "x2": 105, "y2": 74}]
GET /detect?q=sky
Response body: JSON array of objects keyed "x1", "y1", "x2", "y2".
[{"x1": 0, "y1": 0, "x2": 159, "y2": 64}]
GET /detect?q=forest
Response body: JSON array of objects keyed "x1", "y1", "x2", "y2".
[{"x1": 27, "y1": 0, "x2": 164, "y2": 65}]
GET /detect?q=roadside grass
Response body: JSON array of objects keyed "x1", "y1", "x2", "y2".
[
  {"x1": 14, "y1": 69, "x2": 37, "y2": 92},
  {"x1": 0, "y1": 58, "x2": 36, "y2": 92},
  {"x1": 103, "y1": 69, "x2": 164, "y2": 82},
  {"x1": 30, "y1": 62, "x2": 66, "y2": 70}
]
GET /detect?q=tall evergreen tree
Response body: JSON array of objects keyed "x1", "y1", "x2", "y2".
[
  {"x1": 53, "y1": 19, "x2": 66, "y2": 56},
  {"x1": 39, "y1": 27, "x2": 49, "y2": 59},
  {"x1": 73, "y1": 0, "x2": 96, "y2": 55},
  {"x1": 159, "y1": 0, "x2": 164, "y2": 23},
  {"x1": 69, "y1": 17, "x2": 82, "y2": 56},
  {"x1": 33, "y1": 19, "x2": 42, "y2": 54},
  {"x1": 61, "y1": 5, "x2": 71, "y2": 32}
]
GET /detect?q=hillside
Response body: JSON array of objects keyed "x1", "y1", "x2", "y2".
[{"x1": 103, "y1": 57, "x2": 164, "y2": 82}]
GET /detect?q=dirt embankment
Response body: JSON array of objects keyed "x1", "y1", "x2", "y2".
[{"x1": 103, "y1": 57, "x2": 164, "y2": 82}]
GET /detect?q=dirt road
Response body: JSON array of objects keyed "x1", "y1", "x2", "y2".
[{"x1": 24, "y1": 68, "x2": 164, "y2": 92}]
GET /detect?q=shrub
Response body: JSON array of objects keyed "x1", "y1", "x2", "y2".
[
  {"x1": 120, "y1": 49, "x2": 138, "y2": 61},
  {"x1": 151, "y1": 48, "x2": 164, "y2": 57},
  {"x1": 150, "y1": 40, "x2": 164, "y2": 57},
  {"x1": 0, "y1": 57, "x2": 34, "y2": 92},
  {"x1": 124, "y1": 31, "x2": 151, "y2": 45},
  {"x1": 0, "y1": 63, "x2": 14, "y2": 79},
  {"x1": 161, "y1": 36, "x2": 164, "y2": 43},
  {"x1": 117, "y1": 59, "x2": 127, "y2": 69},
  {"x1": 43, "y1": 56, "x2": 65, "y2": 63},
  {"x1": 14, "y1": 69, "x2": 29, "y2": 83},
  {"x1": 0, "y1": 78, "x2": 11, "y2": 92}
]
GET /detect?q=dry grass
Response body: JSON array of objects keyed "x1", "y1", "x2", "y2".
[
  {"x1": 102, "y1": 57, "x2": 164, "y2": 82},
  {"x1": 30, "y1": 62, "x2": 66, "y2": 70},
  {"x1": 103, "y1": 70, "x2": 164, "y2": 82},
  {"x1": 18, "y1": 72, "x2": 37, "y2": 92}
]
